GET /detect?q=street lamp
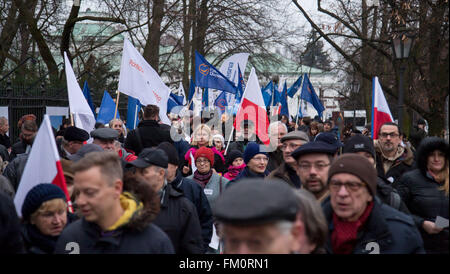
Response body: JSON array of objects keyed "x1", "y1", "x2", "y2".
[{"x1": 391, "y1": 31, "x2": 414, "y2": 131}]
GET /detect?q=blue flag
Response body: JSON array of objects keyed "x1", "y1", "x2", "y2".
[
  {"x1": 214, "y1": 91, "x2": 228, "y2": 114},
  {"x1": 188, "y1": 78, "x2": 195, "y2": 110},
  {"x1": 97, "y1": 91, "x2": 120, "y2": 124},
  {"x1": 82, "y1": 81, "x2": 96, "y2": 117},
  {"x1": 235, "y1": 65, "x2": 245, "y2": 104},
  {"x1": 272, "y1": 84, "x2": 281, "y2": 106},
  {"x1": 280, "y1": 82, "x2": 289, "y2": 117},
  {"x1": 300, "y1": 74, "x2": 325, "y2": 117},
  {"x1": 195, "y1": 51, "x2": 237, "y2": 94},
  {"x1": 126, "y1": 96, "x2": 141, "y2": 130},
  {"x1": 202, "y1": 88, "x2": 209, "y2": 107},
  {"x1": 167, "y1": 96, "x2": 181, "y2": 113},
  {"x1": 170, "y1": 92, "x2": 185, "y2": 106},
  {"x1": 261, "y1": 81, "x2": 273, "y2": 107},
  {"x1": 287, "y1": 75, "x2": 303, "y2": 98}
]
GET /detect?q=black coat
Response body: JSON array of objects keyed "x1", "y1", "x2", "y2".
[
  {"x1": 0, "y1": 192, "x2": 25, "y2": 253},
  {"x1": 266, "y1": 149, "x2": 284, "y2": 173},
  {"x1": 171, "y1": 170, "x2": 213, "y2": 252},
  {"x1": 375, "y1": 144, "x2": 415, "y2": 184},
  {"x1": 153, "y1": 183, "x2": 204, "y2": 254},
  {"x1": 322, "y1": 197, "x2": 425, "y2": 254},
  {"x1": 227, "y1": 166, "x2": 269, "y2": 189},
  {"x1": 394, "y1": 169, "x2": 449, "y2": 253},
  {"x1": 54, "y1": 218, "x2": 174, "y2": 254},
  {"x1": 10, "y1": 140, "x2": 28, "y2": 160},
  {"x1": 0, "y1": 144, "x2": 9, "y2": 162},
  {"x1": 124, "y1": 120, "x2": 173, "y2": 155},
  {"x1": 2, "y1": 153, "x2": 28, "y2": 191},
  {"x1": 376, "y1": 176, "x2": 410, "y2": 215},
  {"x1": 0, "y1": 133, "x2": 10, "y2": 149}
]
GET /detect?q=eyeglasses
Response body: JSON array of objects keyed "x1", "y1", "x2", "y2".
[
  {"x1": 252, "y1": 156, "x2": 269, "y2": 162},
  {"x1": 329, "y1": 180, "x2": 366, "y2": 192},
  {"x1": 196, "y1": 159, "x2": 210, "y2": 165},
  {"x1": 380, "y1": 132, "x2": 399, "y2": 139},
  {"x1": 281, "y1": 143, "x2": 302, "y2": 151},
  {"x1": 298, "y1": 162, "x2": 330, "y2": 171}
]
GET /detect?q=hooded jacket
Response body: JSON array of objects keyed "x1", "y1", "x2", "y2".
[
  {"x1": 54, "y1": 192, "x2": 174, "y2": 254},
  {"x1": 374, "y1": 140, "x2": 415, "y2": 184},
  {"x1": 394, "y1": 137, "x2": 449, "y2": 253}
]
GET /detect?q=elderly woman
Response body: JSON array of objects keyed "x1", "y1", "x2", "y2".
[
  {"x1": 394, "y1": 137, "x2": 449, "y2": 254},
  {"x1": 20, "y1": 184, "x2": 71, "y2": 254},
  {"x1": 188, "y1": 147, "x2": 229, "y2": 209},
  {"x1": 182, "y1": 124, "x2": 225, "y2": 176}
]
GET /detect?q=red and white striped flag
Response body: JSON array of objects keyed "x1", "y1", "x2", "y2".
[
  {"x1": 14, "y1": 115, "x2": 71, "y2": 217},
  {"x1": 234, "y1": 67, "x2": 270, "y2": 145},
  {"x1": 372, "y1": 76, "x2": 394, "y2": 139}
]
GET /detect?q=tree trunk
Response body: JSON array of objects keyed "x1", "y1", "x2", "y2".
[
  {"x1": 0, "y1": 2, "x2": 20, "y2": 74},
  {"x1": 143, "y1": 0, "x2": 165, "y2": 72},
  {"x1": 60, "y1": 0, "x2": 82, "y2": 61},
  {"x1": 360, "y1": 0, "x2": 372, "y2": 122},
  {"x1": 189, "y1": 0, "x2": 197, "y2": 82}
]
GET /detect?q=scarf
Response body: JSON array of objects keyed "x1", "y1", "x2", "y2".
[
  {"x1": 331, "y1": 201, "x2": 374, "y2": 254},
  {"x1": 224, "y1": 163, "x2": 246, "y2": 180},
  {"x1": 24, "y1": 224, "x2": 59, "y2": 254},
  {"x1": 106, "y1": 192, "x2": 143, "y2": 231},
  {"x1": 193, "y1": 170, "x2": 213, "y2": 188}
]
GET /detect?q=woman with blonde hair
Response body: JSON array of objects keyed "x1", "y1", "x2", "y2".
[
  {"x1": 182, "y1": 124, "x2": 225, "y2": 176},
  {"x1": 395, "y1": 137, "x2": 449, "y2": 254}
]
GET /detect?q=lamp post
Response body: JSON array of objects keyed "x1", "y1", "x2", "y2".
[{"x1": 391, "y1": 31, "x2": 414, "y2": 131}]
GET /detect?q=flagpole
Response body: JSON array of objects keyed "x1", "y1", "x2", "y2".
[
  {"x1": 295, "y1": 74, "x2": 306, "y2": 126},
  {"x1": 134, "y1": 103, "x2": 139, "y2": 129},
  {"x1": 70, "y1": 113, "x2": 74, "y2": 126},
  {"x1": 113, "y1": 90, "x2": 120, "y2": 120}
]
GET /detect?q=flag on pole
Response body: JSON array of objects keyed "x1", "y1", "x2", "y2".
[
  {"x1": 272, "y1": 84, "x2": 281, "y2": 106},
  {"x1": 371, "y1": 76, "x2": 394, "y2": 139},
  {"x1": 235, "y1": 65, "x2": 245, "y2": 104},
  {"x1": 167, "y1": 92, "x2": 185, "y2": 113},
  {"x1": 219, "y1": 53, "x2": 249, "y2": 86},
  {"x1": 82, "y1": 81, "x2": 96, "y2": 118},
  {"x1": 261, "y1": 81, "x2": 273, "y2": 107},
  {"x1": 14, "y1": 115, "x2": 71, "y2": 217},
  {"x1": 280, "y1": 82, "x2": 289, "y2": 117},
  {"x1": 234, "y1": 67, "x2": 270, "y2": 145},
  {"x1": 287, "y1": 75, "x2": 303, "y2": 98},
  {"x1": 126, "y1": 96, "x2": 141, "y2": 130},
  {"x1": 214, "y1": 91, "x2": 228, "y2": 114},
  {"x1": 178, "y1": 82, "x2": 187, "y2": 105},
  {"x1": 202, "y1": 88, "x2": 209, "y2": 108},
  {"x1": 97, "y1": 91, "x2": 120, "y2": 124},
  {"x1": 188, "y1": 78, "x2": 196, "y2": 110},
  {"x1": 299, "y1": 74, "x2": 325, "y2": 117},
  {"x1": 195, "y1": 51, "x2": 237, "y2": 94},
  {"x1": 64, "y1": 52, "x2": 96, "y2": 134},
  {"x1": 118, "y1": 38, "x2": 170, "y2": 125}
]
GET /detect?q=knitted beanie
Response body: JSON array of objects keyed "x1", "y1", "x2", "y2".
[
  {"x1": 226, "y1": 150, "x2": 244, "y2": 167},
  {"x1": 194, "y1": 147, "x2": 215, "y2": 166},
  {"x1": 243, "y1": 142, "x2": 268, "y2": 164},
  {"x1": 327, "y1": 154, "x2": 377, "y2": 196},
  {"x1": 22, "y1": 183, "x2": 66, "y2": 220}
]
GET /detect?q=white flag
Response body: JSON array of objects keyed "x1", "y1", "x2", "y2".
[
  {"x1": 118, "y1": 39, "x2": 171, "y2": 125},
  {"x1": 219, "y1": 53, "x2": 249, "y2": 86},
  {"x1": 64, "y1": 52, "x2": 96, "y2": 133},
  {"x1": 14, "y1": 115, "x2": 70, "y2": 217}
]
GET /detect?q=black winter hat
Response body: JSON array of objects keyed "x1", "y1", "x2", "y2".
[
  {"x1": 64, "y1": 126, "x2": 89, "y2": 142},
  {"x1": 22, "y1": 183, "x2": 66, "y2": 220},
  {"x1": 157, "y1": 142, "x2": 179, "y2": 166},
  {"x1": 225, "y1": 150, "x2": 243, "y2": 167},
  {"x1": 126, "y1": 148, "x2": 168, "y2": 169},
  {"x1": 343, "y1": 134, "x2": 375, "y2": 159},
  {"x1": 416, "y1": 137, "x2": 449, "y2": 175}
]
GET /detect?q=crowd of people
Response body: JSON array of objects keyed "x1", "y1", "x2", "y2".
[{"x1": 0, "y1": 104, "x2": 448, "y2": 254}]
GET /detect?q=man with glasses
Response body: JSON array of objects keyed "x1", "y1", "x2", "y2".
[
  {"x1": 375, "y1": 122, "x2": 414, "y2": 184},
  {"x1": 291, "y1": 141, "x2": 337, "y2": 202},
  {"x1": 267, "y1": 131, "x2": 310, "y2": 188},
  {"x1": 322, "y1": 153, "x2": 424, "y2": 254}
]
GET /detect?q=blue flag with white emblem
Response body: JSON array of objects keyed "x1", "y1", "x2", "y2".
[
  {"x1": 299, "y1": 74, "x2": 325, "y2": 117},
  {"x1": 261, "y1": 81, "x2": 273, "y2": 107},
  {"x1": 287, "y1": 75, "x2": 302, "y2": 98},
  {"x1": 195, "y1": 51, "x2": 237, "y2": 94},
  {"x1": 280, "y1": 82, "x2": 289, "y2": 117}
]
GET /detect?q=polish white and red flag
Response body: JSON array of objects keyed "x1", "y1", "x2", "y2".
[
  {"x1": 14, "y1": 115, "x2": 71, "y2": 216},
  {"x1": 234, "y1": 67, "x2": 270, "y2": 146},
  {"x1": 372, "y1": 76, "x2": 394, "y2": 139}
]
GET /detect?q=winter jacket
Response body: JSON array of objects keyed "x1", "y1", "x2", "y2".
[
  {"x1": 10, "y1": 140, "x2": 28, "y2": 160},
  {"x1": 227, "y1": 166, "x2": 269, "y2": 189},
  {"x1": 227, "y1": 134, "x2": 262, "y2": 153},
  {"x1": 2, "y1": 153, "x2": 28, "y2": 191},
  {"x1": 55, "y1": 193, "x2": 174, "y2": 254},
  {"x1": 0, "y1": 143, "x2": 10, "y2": 162},
  {"x1": 124, "y1": 120, "x2": 173, "y2": 155},
  {"x1": 267, "y1": 162, "x2": 301, "y2": 189},
  {"x1": 0, "y1": 133, "x2": 10, "y2": 149},
  {"x1": 374, "y1": 140, "x2": 415, "y2": 184},
  {"x1": 0, "y1": 192, "x2": 25, "y2": 253},
  {"x1": 266, "y1": 149, "x2": 284, "y2": 173},
  {"x1": 376, "y1": 176, "x2": 410, "y2": 215},
  {"x1": 188, "y1": 172, "x2": 229, "y2": 210},
  {"x1": 322, "y1": 197, "x2": 425, "y2": 254},
  {"x1": 171, "y1": 170, "x2": 213, "y2": 252},
  {"x1": 153, "y1": 183, "x2": 203, "y2": 254}
]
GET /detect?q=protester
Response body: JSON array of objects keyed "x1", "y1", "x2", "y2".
[
  {"x1": 20, "y1": 184, "x2": 71, "y2": 254},
  {"x1": 0, "y1": 175, "x2": 14, "y2": 198},
  {"x1": 374, "y1": 122, "x2": 415, "y2": 184},
  {"x1": 293, "y1": 189, "x2": 328, "y2": 254},
  {"x1": 91, "y1": 127, "x2": 118, "y2": 151},
  {"x1": 55, "y1": 151, "x2": 174, "y2": 254},
  {"x1": 227, "y1": 119, "x2": 262, "y2": 153},
  {"x1": 10, "y1": 119, "x2": 38, "y2": 160},
  {"x1": 343, "y1": 134, "x2": 410, "y2": 213},
  {"x1": 0, "y1": 117, "x2": 10, "y2": 150},
  {"x1": 0, "y1": 192, "x2": 24, "y2": 253},
  {"x1": 322, "y1": 154, "x2": 425, "y2": 254},
  {"x1": 3, "y1": 151, "x2": 30, "y2": 191},
  {"x1": 362, "y1": 123, "x2": 371, "y2": 137},
  {"x1": 56, "y1": 126, "x2": 89, "y2": 160},
  {"x1": 228, "y1": 142, "x2": 270, "y2": 187},
  {"x1": 291, "y1": 141, "x2": 336, "y2": 202},
  {"x1": 109, "y1": 118, "x2": 126, "y2": 144},
  {"x1": 266, "y1": 121, "x2": 287, "y2": 172},
  {"x1": 314, "y1": 132, "x2": 343, "y2": 156},
  {"x1": 409, "y1": 118, "x2": 428, "y2": 151},
  {"x1": 125, "y1": 104, "x2": 173, "y2": 155},
  {"x1": 212, "y1": 134, "x2": 225, "y2": 155},
  {"x1": 394, "y1": 137, "x2": 449, "y2": 254},
  {"x1": 114, "y1": 140, "x2": 137, "y2": 163},
  {"x1": 128, "y1": 148, "x2": 203, "y2": 254},
  {"x1": 323, "y1": 119, "x2": 332, "y2": 132},
  {"x1": 267, "y1": 131, "x2": 309, "y2": 189},
  {"x1": 223, "y1": 150, "x2": 245, "y2": 181},
  {"x1": 308, "y1": 121, "x2": 320, "y2": 140},
  {"x1": 214, "y1": 178, "x2": 301, "y2": 254},
  {"x1": 157, "y1": 142, "x2": 213, "y2": 253}
]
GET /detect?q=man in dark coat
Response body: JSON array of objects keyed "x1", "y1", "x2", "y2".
[
  {"x1": 157, "y1": 142, "x2": 213, "y2": 252},
  {"x1": 127, "y1": 148, "x2": 203, "y2": 254},
  {"x1": 322, "y1": 154, "x2": 424, "y2": 254},
  {"x1": 55, "y1": 151, "x2": 174, "y2": 254},
  {"x1": 56, "y1": 126, "x2": 89, "y2": 160},
  {"x1": 125, "y1": 104, "x2": 173, "y2": 155},
  {"x1": 227, "y1": 120, "x2": 262, "y2": 153},
  {"x1": 3, "y1": 153, "x2": 28, "y2": 191},
  {"x1": 266, "y1": 121, "x2": 287, "y2": 172},
  {"x1": 10, "y1": 119, "x2": 38, "y2": 160},
  {"x1": 0, "y1": 192, "x2": 25, "y2": 253},
  {"x1": 0, "y1": 116, "x2": 10, "y2": 150}
]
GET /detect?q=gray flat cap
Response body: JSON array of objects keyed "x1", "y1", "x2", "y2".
[
  {"x1": 280, "y1": 130, "x2": 310, "y2": 143},
  {"x1": 90, "y1": 128, "x2": 119, "y2": 140},
  {"x1": 213, "y1": 178, "x2": 299, "y2": 225},
  {"x1": 67, "y1": 144, "x2": 104, "y2": 162}
]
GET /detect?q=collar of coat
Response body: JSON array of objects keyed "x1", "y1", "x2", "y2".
[{"x1": 374, "y1": 140, "x2": 414, "y2": 166}]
